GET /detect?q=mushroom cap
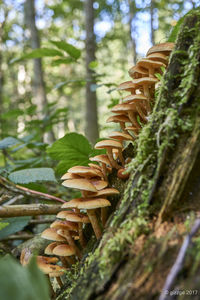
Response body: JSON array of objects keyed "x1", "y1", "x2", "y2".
[
  {"x1": 122, "y1": 94, "x2": 147, "y2": 103},
  {"x1": 76, "y1": 198, "x2": 111, "y2": 210},
  {"x1": 37, "y1": 256, "x2": 59, "y2": 264},
  {"x1": 90, "y1": 154, "x2": 112, "y2": 167},
  {"x1": 146, "y1": 42, "x2": 174, "y2": 56},
  {"x1": 137, "y1": 58, "x2": 165, "y2": 69},
  {"x1": 88, "y1": 163, "x2": 102, "y2": 171},
  {"x1": 117, "y1": 81, "x2": 136, "y2": 91},
  {"x1": 45, "y1": 242, "x2": 62, "y2": 255},
  {"x1": 111, "y1": 103, "x2": 138, "y2": 114},
  {"x1": 109, "y1": 131, "x2": 133, "y2": 141},
  {"x1": 146, "y1": 53, "x2": 168, "y2": 64},
  {"x1": 57, "y1": 229, "x2": 79, "y2": 240},
  {"x1": 53, "y1": 244, "x2": 76, "y2": 256},
  {"x1": 106, "y1": 114, "x2": 131, "y2": 123},
  {"x1": 49, "y1": 271, "x2": 66, "y2": 277},
  {"x1": 132, "y1": 77, "x2": 158, "y2": 88},
  {"x1": 67, "y1": 166, "x2": 103, "y2": 178},
  {"x1": 41, "y1": 228, "x2": 66, "y2": 241},
  {"x1": 50, "y1": 219, "x2": 78, "y2": 232},
  {"x1": 57, "y1": 211, "x2": 90, "y2": 223},
  {"x1": 61, "y1": 198, "x2": 81, "y2": 209},
  {"x1": 128, "y1": 65, "x2": 148, "y2": 79},
  {"x1": 37, "y1": 258, "x2": 66, "y2": 274},
  {"x1": 61, "y1": 173, "x2": 81, "y2": 180},
  {"x1": 85, "y1": 187, "x2": 120, "y2": 198},
  {"x1": 90, "y1": 179, "x2": 108, "y2": 190},
  {"x1": 62, "y1": 178, "x2": 97, "y2": 192},
  {"x1": 95, "y1": 139, "x2": 122, "y2": 150}
]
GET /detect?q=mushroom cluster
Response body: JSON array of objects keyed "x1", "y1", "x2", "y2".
[{"x1": 20, "y1": 43, "x2": 174, "y2": 286}]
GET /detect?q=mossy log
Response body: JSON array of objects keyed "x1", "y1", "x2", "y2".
[{"x1": 57, "y1": 9, "x2": 200, "y2": 300}]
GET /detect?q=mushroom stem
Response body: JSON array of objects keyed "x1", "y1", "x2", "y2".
[
  {"x1": 100, "y1": 163, "x2": 107, "y2": 180},
  {"x1": 78, "y1": 222, "x2": 86, "y2": 248},
  {"x1": 56, "y1": 276, "x2": 63, "y2": 289},
  {"x1": 101, "y1": 207, "x2": 108, "y2": 227},
  {"x1": 119, "y1": 121, "x2": 128, "y2": 134},
  {"x1": 60, "y1": 257, "x2": 69, "y2": 268},
  {"x1": 58, "y1": 229, "x2": 82, "y2": 259},
  {"x1": 118, "y1": 149, "x2": 125, "y2": 166},
  {"x1": 87, "y1": 209, "x2": 102, "y2": 239},
  {"x1": 107, "y1": 148, "x2": 121, "y2": 169},
  {"x1": 127, "y1": 111, "x2": 141, "y2": 129}
]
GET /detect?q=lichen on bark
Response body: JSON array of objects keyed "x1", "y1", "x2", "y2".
[{"x1": 57, "y1": 8, "x2": 200, "y2": 300}]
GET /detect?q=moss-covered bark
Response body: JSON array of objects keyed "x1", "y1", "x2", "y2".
[{"x1": 57, "y1": 8, "x2": 200, "y2": 300}]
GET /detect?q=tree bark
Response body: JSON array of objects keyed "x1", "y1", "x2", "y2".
[
  {"x1": 128, "y1": 0, "x2": 137, "y2": 64},
  {"x1": 24, "y1": 0, "x2": 55, "y2": 143},
  {"x1": 56, "y1": 8, "x2": 200, "y2": 300},
  {"x1": 84, "y1": 0, "x2": 99, "y2": 145}
]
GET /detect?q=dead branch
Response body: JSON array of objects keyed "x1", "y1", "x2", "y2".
[
  {"x1": 159, "y1": 218, "x2": 200, "y2": 300},
  {"x1": 1, "y1": 234, "x2": 34, "y2": 241},
  {"x1": 0, "y1": 204, "x2": 63, "y2": 217}
]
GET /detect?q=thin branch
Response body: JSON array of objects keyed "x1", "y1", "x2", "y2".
[
  {"x1": 1, "y1": 234, "x2": 34, "y2": 241},
  {"x1": 159, "y1": 218, "x2": 200, "y2": 300},
  {"x1": 29, "y1": 218, "x2": 55, "y2": 225},
  {"x1": 0, "y1": 204, "x2": 63, "y2": 217},
  {"x1": 0, "y1": 176, "x2": 65, "y2": 203}
]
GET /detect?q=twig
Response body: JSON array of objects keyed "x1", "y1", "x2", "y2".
[
  {"x1": 0, "y1": 204, "x2": 63, "y2": 217},
  {"x1": 0, "y1": 176, "x2": 65, "y2": 203},
  {"x1": 159, "y1": 218, "x2": 200, "y2": 300},
  {"x1": 3, "y1": 195, "x2": 24, "y2": 206},
  {"x1": 29, "y1": 218, "x2": 55, "y2": 225}
]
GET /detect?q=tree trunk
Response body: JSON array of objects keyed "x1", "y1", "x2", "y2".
[
  {"x1": 24, "y1": 0, "x2": 55, "y2": 143},
  {"x1": 128, "y1": 0, "x2": 137, "y2": 64},
  {"x1": 56, "y1": 8, "x2": 200, "y2": 300},
  {"x1": 150, "y1": 0, "x2": 155, "y2": 45},
  {"x1": 84, "y1": 0, "x2": 99, "y2": 145}
]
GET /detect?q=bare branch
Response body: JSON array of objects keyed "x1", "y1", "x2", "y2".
[{"x1": 0, "y1": 204, "x2": 63, "y2": 217}]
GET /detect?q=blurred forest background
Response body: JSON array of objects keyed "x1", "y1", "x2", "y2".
[{"x1": 0, "y1": 0, "x2": 200, "y2": 221}]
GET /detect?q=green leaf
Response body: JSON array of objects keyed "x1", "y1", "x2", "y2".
[
  {"x1": 47, "y1": 132, "x2": 104, "y2": 175},
  {"x1": 0, "y1": 217, "x2": 31, "y2": 240},
  {"x1": 8, "y1": 168, "x2": 57, "y2": 184},
  {"x1": 50, "y1": 40, "x2": 81, "y2": 59},
  {"x1": 168, "y1": 10, "x2": 192, "y2": 42},
  {"x1": 89, "y1": 60, "x2": 98, "y2": 69},
  {"x1": 10, "y1": 48, "x2": 64, "y2": 64},
  {"x1": 51, "y1": 57, "x2": 75, "y2": 66},
  {"x1": 2, "y1": 109, "x2": 24, "y2": 119},
  {"x1": 0, "y1": 256, "x2": 50, "y2": 300},
  {"x1": 0, "y1": 137, "x2": 20, "y2": 150},
  {"x1": 0, "y1": 222, "x2": 9, "y2": 231}
]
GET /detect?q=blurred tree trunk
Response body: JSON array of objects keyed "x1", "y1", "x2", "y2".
[
  {"x1": 84, "y1": 0, "x2": 99, "y2": 145},
  {"x1": 24, "y1": 0, "x2": 55, "y2": 143},
  {"x1": 128, "y1": 0, "x2": 137, "y2": 64},
  {"x1": 150, "y1": 0, "x2": 155, "y2": 45}
]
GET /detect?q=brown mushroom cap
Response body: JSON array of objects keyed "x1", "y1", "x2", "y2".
[
  {"x1": 37, "y1": 256, "x2": 59, "y2": 264},
  {"x1": 95, "y1": 139, "x2": 122, "y2": 150},
  {"x1": 89, "y1": 154, "x2": 112, "y2": 167},
  {"x1": 122, "y1": 94, "x2": 147, "y2": 103},
  {"x1": 146, "y1": 42, "x2": 174, "y2": 56},
  {"x1": 50, "y1": 219, "x2": 78, "y2": 232},
  {"x1": 132, "y1": 77, "x2": 158, "y2": 87},
  {"x1": 62, "y1": 178, "x2": 97, "y2": 192},
  {"x1": 137, "y1": 58, "x2": 165, "y2": 70},
  {"x1": 61, "y1": 198, "x2": 81, "y2": 209},
  {"x1": 61, "y1": 173, "x2": 81, "y2": 180},
  {"x1": 128, "y1": 65, "x2": 148, "y2": 79},
  {"x1": 45, "y1": 242, "x2": 62, "y2": 255},
  {"x1": 88, "y1": 163, "x2": 102, "y2": 171},
  {"x1": 37, "y1": 258, "x2": 66, "y2": 274},
  {"x1": 109, "y1": 131, "x2": 133, "y2": 141},
  {"x1": 111, "y1": 103, "x2": 138, "y2": 114},
  {"x1": 106, "y1": 114, "x2": 131, "y2": 123},
  {"x1": 90, "y1": 179, "x2": 108, "y2": 190},
  {"x1": 41, "y1": 228, "x2": 66, "y2": 241},
  {"x1": 53, "y1": 244, "x2": 76, "y2": 257},
  {"x1": 57, "y1": 211, "x2": 90, "y2": 223},
  {"x1": 117, "y1": 80, "x2": 136, "y2": 92},
  {"x1": 67, "y1": 166, "x2": 103, "y2": 178},
  {"x1": 147, "y1": 53, "x2": 168, "y2": 64},
  {"x1": 85, "y1": 187, "x2": 120, "y2": 198},
  {"x1": 76, "y1": 198, "x2": 111, "y2": 210}
]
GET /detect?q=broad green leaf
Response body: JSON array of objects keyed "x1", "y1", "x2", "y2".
[
  {"x1": 51, "y1": 57, "x2": 75, "y2": 66},
  {"x1": 8, "y1": 168, "x2": 57, "y2": 184},
  {"x1": 0, "y1": 222, "x2": 9, "y2": 231},
  {"x1": 0, "y1": 137, "x2": 20, "y2": 150},
  {"x1": 0, "y1": 256, "x2": 50, "y2": 300},
  {"x1": 0, "y1": 217, "x2": 31, "y2": 240},
  {"x1": 50, "y1": 40, "x2": 81, "y2": 59},
  {"x1": 10, "y1": 48, "x2": 64, "y2": 64},
  {"x1": 47, "y1": 133, "x2": 104, "y2": 175}
]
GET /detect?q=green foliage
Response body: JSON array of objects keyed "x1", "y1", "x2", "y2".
[
  {"x1": 50, "y1": 40, "x2": 81, "y2": 60},
  {"x1": 0, "y1": 137, "x2": 20, "y2": 150},
  {"x1": 168, "y1": 10, "x2": 192, "y2": 43},
  {"x1": 47, "y1": 132, "x2": 105, "y2": 175},
  {"x1": 0, "y1": 217, "x2": 31, "y2": 240},
  {"x1": 0, "y1": 221, "x2": 9, "y2": 231},
  {"x1": 0, "y1": 256, "x2": 50, "y2": 300},
  {"x1": 8, "y1": 168, "x2": 56, "y2": 184}
]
